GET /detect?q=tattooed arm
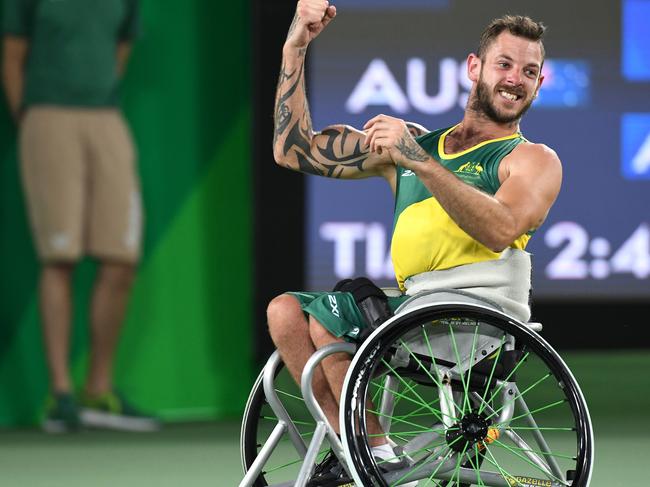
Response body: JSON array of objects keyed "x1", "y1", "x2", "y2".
[
  {"x1": 273, "y1": 1, "x2": 428, "y2": 184},
  {"x1": 364, "y1": 114, "x2": 562, "y2": 252}
]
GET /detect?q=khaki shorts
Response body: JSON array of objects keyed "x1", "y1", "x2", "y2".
[{"x1": 20, "y1": 107, "x2": 143, "y2": 263}]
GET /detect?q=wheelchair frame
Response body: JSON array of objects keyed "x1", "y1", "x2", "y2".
[{"x1": 240, "y1": 290, "x2": 593, "y2": 487}]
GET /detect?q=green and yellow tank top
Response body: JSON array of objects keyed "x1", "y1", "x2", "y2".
[{"x1": 391, "y1": 125, "x2": 531, "y2": 290}]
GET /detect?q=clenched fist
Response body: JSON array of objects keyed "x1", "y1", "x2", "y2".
[
  {"x1": 286, "y1": 0, "x2": 337, "y2": 49},
  {"x1": 364, "y1": 115, "x2": 431, "y2": 168}
]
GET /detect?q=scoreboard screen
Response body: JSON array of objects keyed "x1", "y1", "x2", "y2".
[{"x1": 305, "y1": 0, "x2": 650, "y2": 299}]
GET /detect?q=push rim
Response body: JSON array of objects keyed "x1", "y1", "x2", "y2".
[{"x1": 342, "y1": 303, "x2": 593, "y2": 487}]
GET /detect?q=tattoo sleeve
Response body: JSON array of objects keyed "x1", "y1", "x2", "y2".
[{"x1": 272, "y1": 40, "x2": 373, "y2": 179}]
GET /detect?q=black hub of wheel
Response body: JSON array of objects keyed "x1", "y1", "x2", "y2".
[{"x1": 445, "y1": 412, "x2": 490, "y2": 453}]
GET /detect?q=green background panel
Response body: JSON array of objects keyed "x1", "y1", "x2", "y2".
[{"x1": 0, "y1": 1, "x2": 252, "y2": 425}]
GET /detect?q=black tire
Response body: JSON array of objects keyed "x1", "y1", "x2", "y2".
[
  {"x1": 341, "y1": 303, "x2": 593, "y2": 487},
  {"x1": 240, "y1": 359, "x2": 324, "y2": 486}
]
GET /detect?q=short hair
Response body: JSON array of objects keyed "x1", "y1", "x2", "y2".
[{"x1": 477, "y1": 15, "x2": 547, "y2": 63}]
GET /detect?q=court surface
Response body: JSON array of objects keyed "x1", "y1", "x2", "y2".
[{"x1": 0, "y1": 352, "x2": 647, "y2": 486}]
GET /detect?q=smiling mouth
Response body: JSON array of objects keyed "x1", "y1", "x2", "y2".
[{"x1": 498, "y1": 89, "x2": 522, "y2": 102}]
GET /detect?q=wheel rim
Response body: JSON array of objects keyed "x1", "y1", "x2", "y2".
[
  {"x1": 342, "y1": 303, "x2": 593, "y2": 487},
  {"x1": 241, "y1": 360, "x2": 329, "y2": 486}
]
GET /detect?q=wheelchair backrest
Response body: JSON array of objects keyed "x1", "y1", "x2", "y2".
[{"x1": 390, "y1": 289, "x2": 509, "y2": 375}]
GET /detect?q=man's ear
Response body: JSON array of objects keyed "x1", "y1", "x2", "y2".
[{"x1": 467, "y1": 53, "x2": 481, "y2": 83}]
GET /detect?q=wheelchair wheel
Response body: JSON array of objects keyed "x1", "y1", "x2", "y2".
[
  {"x1": 240, "y1": 357, "x2": 329, "y2": 486},
  {"x1": 341, "y1": 302, "x2": 593, "y2": 487}
]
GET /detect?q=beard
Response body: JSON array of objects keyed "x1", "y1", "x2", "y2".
[{"x1": 470, "y1": 76, "x2": 535, "y2": 125}]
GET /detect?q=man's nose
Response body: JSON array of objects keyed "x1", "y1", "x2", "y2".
[{"x1": 504, "y1": 69, "x2": 523, "y2": 86}]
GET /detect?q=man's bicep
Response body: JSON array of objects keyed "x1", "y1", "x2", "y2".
[
  {"x1": 495, "y1": 152, "x2": 562, "y2": 233},
  {"x1": 282, "y1": 123, "x2": 389, "y2": 179}
]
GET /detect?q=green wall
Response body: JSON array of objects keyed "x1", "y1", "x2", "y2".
[{"x1": 0, "y1": 1, "x2": 252, "y2": 425}]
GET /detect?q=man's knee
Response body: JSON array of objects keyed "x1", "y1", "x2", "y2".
[
  {"x1": 309, "y1": 316, "x2": 337, "y2": 346},
  {"x1": 42, "y1": 261, "x2": 76, "y2": 279},
  {"x1": 267, "y1": 294, "x2": 304, "y2": 345},
  {"x1": 97, "y1": 262, "x2": 136, "y2": 290}
]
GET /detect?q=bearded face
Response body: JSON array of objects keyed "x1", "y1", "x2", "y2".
[{"x1": 471, "y1": 69, "x2": 536, "y2": 124}]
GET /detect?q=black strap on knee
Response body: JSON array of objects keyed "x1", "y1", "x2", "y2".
[{"x1": 332, "y1": 277, "x2": 393, "y2": 338}]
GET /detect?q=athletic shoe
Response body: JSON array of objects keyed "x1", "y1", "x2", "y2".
[
  {"x1": 79, "y1": 391, "x2": 160, "y2": 432},
  {"x1": 42, "y1": 393, "x2": 81, "y2": 433},
  {"x1": 374, "y1": 445, "x2": 418, "y2": 486},
  {"x1": 307, "y1": 450, "x2": 352, "y2": 486}
]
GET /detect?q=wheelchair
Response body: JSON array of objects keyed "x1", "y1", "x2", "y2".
[{"x1": 239, "y1": 289, "x2": 594, "y2": 486}]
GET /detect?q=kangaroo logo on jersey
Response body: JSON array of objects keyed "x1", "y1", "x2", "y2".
[{"x1": 456, "y1": 161, "x2": 483, "y2": 176}]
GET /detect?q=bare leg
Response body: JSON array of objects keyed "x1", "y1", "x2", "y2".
[
  {"x1": 39, "y1": 263, "x2": 75, "y2": 393},
  {"x1": 309, "y1": 318, "x2": 388, "y2": 447},
  {"x1": 267, "y1": 294, "x2": 342, "y2": 433},
  {"x1": 84, "y1": 262, "x2": 135, "y2": 396}
]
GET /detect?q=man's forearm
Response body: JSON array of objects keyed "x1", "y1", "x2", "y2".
[
  {"x1": 421, "y1": 162, "x2": 517, "y2": 251},
  {"x1": 2, "y1": 61, "x2": 24, "y2": 121},
  {"x1": 3, "y1": 36, "x2": 28, "y2": 122},
  {"x1": 273, "y1": 39, "x2": 310, "y2": 160},
  {"x1": 116, "y1": 42, "x2": 132, "y2": 78},
  {"x1": 413, "y1": 158, "x2": 517, "y2": 251}
]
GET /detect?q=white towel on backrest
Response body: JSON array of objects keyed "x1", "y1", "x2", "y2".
[{"x1": 403, "y1": 248, "x2": 532, "y2": 322}]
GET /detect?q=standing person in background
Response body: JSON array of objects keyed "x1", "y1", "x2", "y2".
[{"x1": 2, "y1": 0, "x2": 158, "y2": 433}]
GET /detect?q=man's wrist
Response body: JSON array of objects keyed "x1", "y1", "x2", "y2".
[{"x1": 283, "y1": 42, "x2": 308, "y2": 56}]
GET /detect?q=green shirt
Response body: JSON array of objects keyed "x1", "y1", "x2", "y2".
[
  {"x1": 3, "y1": 0, "x2": 140, "y2": 108},
  {"x1": 391, "y1": 125, "x2": 530, "y2": 290}
]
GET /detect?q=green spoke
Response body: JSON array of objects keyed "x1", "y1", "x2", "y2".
[
  {"x1": 462, "y1": 323, "x2": 481, "y2": 413},
  {"x1": 470, "y1": 444, "x2": 486, "y2": 486},
  {"x1": 274, "y1": 389, "x2": 304, "y2": 402},
  {"x1": 370, "y1": 377, "x2": 446, "y2": 423},
  {"x1": 375, "y1": 439, "x2": 447, "y2": 466},
  {"x1": 496, "y1": 399, "x2": 567, "y2": 426},
  {"x1": 367, "y1": 408, "x2": 443, "y2": 433},
  {"x1": 397, "y1": 446, "x2": 453, "y2": 486},
  {"x1": 371, "y1": 376, "x2": 387, "y2": 405},
  {"x1": 367, "y1": 428, "x2": 446, "y2": 437},
  {"x1": 506, "y1": 426, "x2": 575, "y2": 432},
  {"x1": 421, "y1": 325, "x2": 464, "y2": 418},
  {"x1": 486, "y1": 373, "x2": 552, "y2": 421},
  {"x1": 483, "y1": 444, "x2": 526, "y2": 486},
  {"x1": 491, "y1": 438, "x2": 566, "y2": 484},
  {"x1": 404, "y1": 439, "x2": 452, "y2": 459},
  {"x1": 420, "y1": 449, "x2": 454, "y2": 487},
  {"x1": 491, "y1": 438, "x2": 577, "y2": 461},
  {"x1": 450, "y1": 443, "x2": 470, "y2": 485},
  {"x1": 381, "y1": 359, "x2": 451, "y2": 423},
  {"x1": 477, "y1": 335, "x2": 507, "y2": 415},
  {"x1": 263, "y1": 447, "x2": 329, "y2": 473},
  {"x1": 370, "y1": 378, "x2": 442, "y2": 425},
  {"x1": 368, "y1": 370, "x2": 393, "y2": 409},
  {"x1": 399, "y1": 338, "x2": 463, "y2": 414},
  {"x1": 483, "y1": 350, "x2": 531, "y2": 409},
  {"x1": 391, "y1": 433, "x2": 466, "y2": 486},
  {"x1": 448, "y1": 323, "x2": 470, "y2": 416},
  {"x1": 400, "y1": 410, "x2": 443, "y2": 418}
]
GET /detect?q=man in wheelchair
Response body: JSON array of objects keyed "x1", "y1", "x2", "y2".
[{"x1": 266, "y1": 1, "x2": 566, "y2": 485}]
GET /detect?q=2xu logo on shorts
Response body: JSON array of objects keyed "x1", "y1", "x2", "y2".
[
  {"x1": 328, "y1": 295, "x2": 340, "y2": 318},
  {"x1": 506, "y1": 476, "x2": 552, "y2": 487}
]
